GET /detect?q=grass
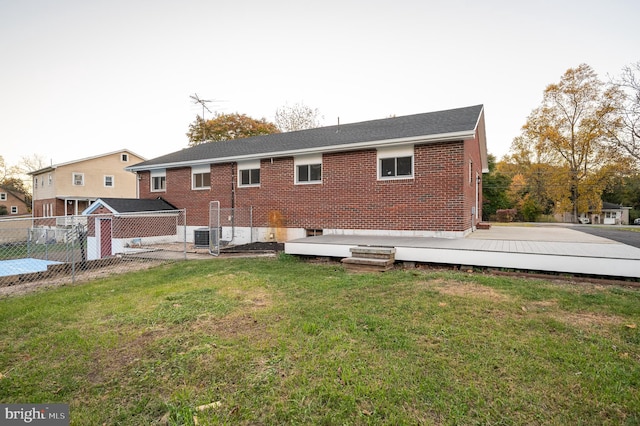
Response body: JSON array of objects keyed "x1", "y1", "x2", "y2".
[{"x1": 1, "y1": 256, "x2": 639, "y2": 425}]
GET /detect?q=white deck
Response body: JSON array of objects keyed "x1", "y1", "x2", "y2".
[{"x1": 285, "y1": 226, "x2": 640, "y2": 279}]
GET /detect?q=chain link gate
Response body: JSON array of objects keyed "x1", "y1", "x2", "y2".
[{"x1": 208, "y1": 201, "x2": 220, "y2": 256}]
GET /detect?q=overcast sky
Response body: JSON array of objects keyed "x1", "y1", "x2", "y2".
[{"x1": 1, "y1": 0, "x2": 638, "y2": 169}]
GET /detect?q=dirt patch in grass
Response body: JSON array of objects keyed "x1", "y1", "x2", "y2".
[
  {"x1": 0, "y1": 260, "x2": 164, "y2": 299},
  {"x1": 88, "y1": 328, "x2": 166, "y2": 385},
  {"x1": 191, "y1": 287, "x2": 275, "y2": 340},
  {"x1": 552, "y1": 311, "x2": 626, "y2": 329},
  {"x1": 192, "y1": 312, "x2": 271, "y2": 341},
  {"x1": 427, "y1": 278, "x2": 513, "y2": 302}
]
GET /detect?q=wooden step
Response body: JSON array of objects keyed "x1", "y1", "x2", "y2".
[
  {"x1": 342, "y1": 246, "x2": 396, "y2": 272},
  {"x1": 349, "y1": 246, "x2": 396, "y2": 260}
]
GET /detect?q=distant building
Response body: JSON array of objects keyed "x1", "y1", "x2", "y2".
[
  {"x1": 591, "y1": 202, "x2": 631, "y2": 225},
  {"x1": 28, "y1": 150, "x2": 146, "y2": 217},
  {"x1": 0, "y1": 186, "x2": 30, "y2": 216}
]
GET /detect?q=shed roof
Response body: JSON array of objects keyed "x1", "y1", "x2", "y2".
[
  {"x1": 82, "y1": 198, "x2": 177, "y2": 215},
  {"x1": 127, "y1": 105, "x2": 487, "y2": 172}
]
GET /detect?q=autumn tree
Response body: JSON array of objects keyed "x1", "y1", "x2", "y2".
[
  {"x1": 481, "y1": 154, "x2": 512, "y2": 221},
  {"x1": 517, "y1": 64, "x2": 630, "y2": 222},
  {"x1": 610, "y1": 61, "x2": 640, "y2": 163},
  {"x1": 186, "y1": 113, "x2": 280, "y2": 146},
  {"x1": 274, "y1": 102, "x2": 323, "y2": 132}
]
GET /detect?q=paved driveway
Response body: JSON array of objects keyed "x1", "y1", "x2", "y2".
[
  {"x1": 467, "y1": 224, "x2": 616, "y2": 243},
  {"x1": 571, "y1": 226, "x2": 640, "y2": 249}
]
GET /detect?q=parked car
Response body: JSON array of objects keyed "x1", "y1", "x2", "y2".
[
  {"x1": 634, "y1": 218, "x2": 640, "y2": 225},
  {"x1": 578, "y1": 217, "x2": 591, "y2": 224}
]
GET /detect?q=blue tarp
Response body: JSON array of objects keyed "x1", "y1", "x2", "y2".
[{"x1": 0, "y1": 258, "x2": 63, "y2": 277}]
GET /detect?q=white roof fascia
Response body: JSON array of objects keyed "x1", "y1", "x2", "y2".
[
  {"x1": 81, "y1": 199, "x2": 117, "y2": 215},
  {"x1": 30, "y1": 149, "x2": 147, "y2": 175},
  {"x1": 126, "y1": 131, "x2": 476, "y2": 172},
  {"x1": 471, "y1": 106, "x2": 489, "y2": 173}
]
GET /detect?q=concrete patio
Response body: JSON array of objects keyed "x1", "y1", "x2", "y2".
[{"x1": 284, "y1": 225, "x2": 640, "y2": 279}]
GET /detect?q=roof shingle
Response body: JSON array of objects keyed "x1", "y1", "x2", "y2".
[{"x1": 128, "y1": 105, "x2": 484, "y2": 170}]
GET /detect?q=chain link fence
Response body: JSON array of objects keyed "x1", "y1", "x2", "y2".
[{"x1": 0, "y1": 210, "x2": 187, "y2": 290}]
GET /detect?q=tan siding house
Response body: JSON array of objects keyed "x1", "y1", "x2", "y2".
[
  {"x1": 0, "y1": 186, "x2": 30, "y2": 216},
  {"x1": 29, "y1": 150, "x2": 146, "y2": 217}
]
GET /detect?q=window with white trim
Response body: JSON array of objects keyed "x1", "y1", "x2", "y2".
[
  {"x1": 0, "y1": 193, "x2": 6, "y2": 201},
  {"x1": 151, "y1": 169, "x2": 166, "y2": 192},
  {"x1": 72, "y1": 173, "x2": 84, "y2": 186},
  {"x1": 48, "y1": 173, "x2": 52, "y2": 186},
  {"x1": 11, "y1": 206, "x2": 18, "y2": 214},
  {"x1": 377, "y1": 146, "x2": 414, "y2": 179},
  {"x1": 192, "y1": 165, "x2": 211, "y2": 190},
  {"x1": 238, "y1": 160, "x2": 260, "y2": 187},
  {"x1": 104, "y1": 175, "x2": 114, "y2": 187},
  {"x1": 295, "y1": 154, "x2": 322, "y2": 184},
  {"x1": 121, "y1": 153, "x2": 129, "y2": 162}
]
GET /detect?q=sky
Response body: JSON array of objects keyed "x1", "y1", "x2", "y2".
[{"x1": 1, "y1": 0, "x2": 639, "y2": 169}]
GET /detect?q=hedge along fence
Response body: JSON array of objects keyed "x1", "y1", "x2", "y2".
[
  {"x1": 496, "y1": 209, "x2": 519, "y2": 222},
  {"x1": 0, "y1": 210, "x2": 187, "y2": 289}
]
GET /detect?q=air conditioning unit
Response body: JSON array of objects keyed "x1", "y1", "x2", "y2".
[{"x1": 194, "y1": 228, "x2": 210, "y2": 248}]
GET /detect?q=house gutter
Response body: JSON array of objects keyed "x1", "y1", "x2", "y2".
[{"x1": 125, "y1": 130, "x2": 477, "y2": 172}]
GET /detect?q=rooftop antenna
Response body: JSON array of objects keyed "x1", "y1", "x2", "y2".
[{"x1": 190, "y1": 93, "x2": 213, "y2": 120}]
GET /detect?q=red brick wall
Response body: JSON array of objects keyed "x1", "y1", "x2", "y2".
[
  {"x1": 32, "y1": 198, "x2": 74, "y2": 217},
  {"x1": 138, "y1": 141, "x2": 476, "y2": 232}
]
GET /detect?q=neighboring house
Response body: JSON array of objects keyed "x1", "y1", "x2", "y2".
[
  {"x1": 557, "y1": 202, "x2": 631, "y2": 225},
  {"x1": 81, "y1": 197, "x2": 178, "y2": 259},
  {"x1": 127, "y1": 105, "x2": 488, "y2": 243},
  {"x1": 28, "y1": 150, "x2": 146, "y2": 217},
  {"x1": 590, "y1": 202, "x2": 631, "y2": 225},
  {"x1": 0, "y1": 186, "x2": 30, "y2": 216}
]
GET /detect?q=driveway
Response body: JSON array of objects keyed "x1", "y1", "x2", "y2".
[{"x1": 570, "y1": 226, "x2": 640, "y2": 249}]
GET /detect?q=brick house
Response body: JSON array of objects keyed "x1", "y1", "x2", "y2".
[
  {"x1": 0, "y1": 186, "x2": 30, "y2": 216},
  {"x1": 28, "y1": 149, "x2": 146, "y2": 217},
  {"x1": 126, "y1": 105, "x2": 488, "y2": 243}
]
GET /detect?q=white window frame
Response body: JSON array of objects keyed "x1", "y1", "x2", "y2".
[
  {"x1": 10, "y1": 206, "x2": 18, "y2": 214},
  {"x1": 0, "y1": 193, "x2": 6, "y2": 201},
  {"x1": 294, "y1": 154, "x2": 322, "y2": 184},
  {"x1": 151, "y1": 169, "x2": 166, "y2": 192},
  {"x1": 238, "y1": 160, "x2": 261, "y2": 187},
  {"x1": 121, "y1": 153, "x2": 129, "y2": 162},
  {"x1": 377, "y1": 146, "x2": 414, "y2": 180},
  {"x1": 72, "y1": 172, "x2": 84, "y2": 186},
  {"x1": 48, "y1": 173, "x2": 53, "y2": 186},
  {"x1": 192, "y1": 164, "x2": 211, "y2": 190},
  {"x1": 104, "y1": 175, "x2": 114, "y2": 188}
]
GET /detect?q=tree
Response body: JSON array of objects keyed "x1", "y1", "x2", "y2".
[
  {"x1": 610, "y1": 61, "x2": 640, "y2": 163},
  {"x1": 517, "y1": 64, "x2": 630, "y2": 222},
  {"x1": 1, "y1": 154, "x2": 46, "y2": 195},
  {"x1": 186, "y1": 113, "x2": 280, "y2": 146},
  {"x1": 481, "y1": 154, "x2": 512, "y2": 221},
  {"x1": 274, "y1": 102, "x2": 323, "y2": 132}
]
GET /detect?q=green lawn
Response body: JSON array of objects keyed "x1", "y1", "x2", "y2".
[{"x1": 1, "y1": 256, "x2": 639, "y2": 425}]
